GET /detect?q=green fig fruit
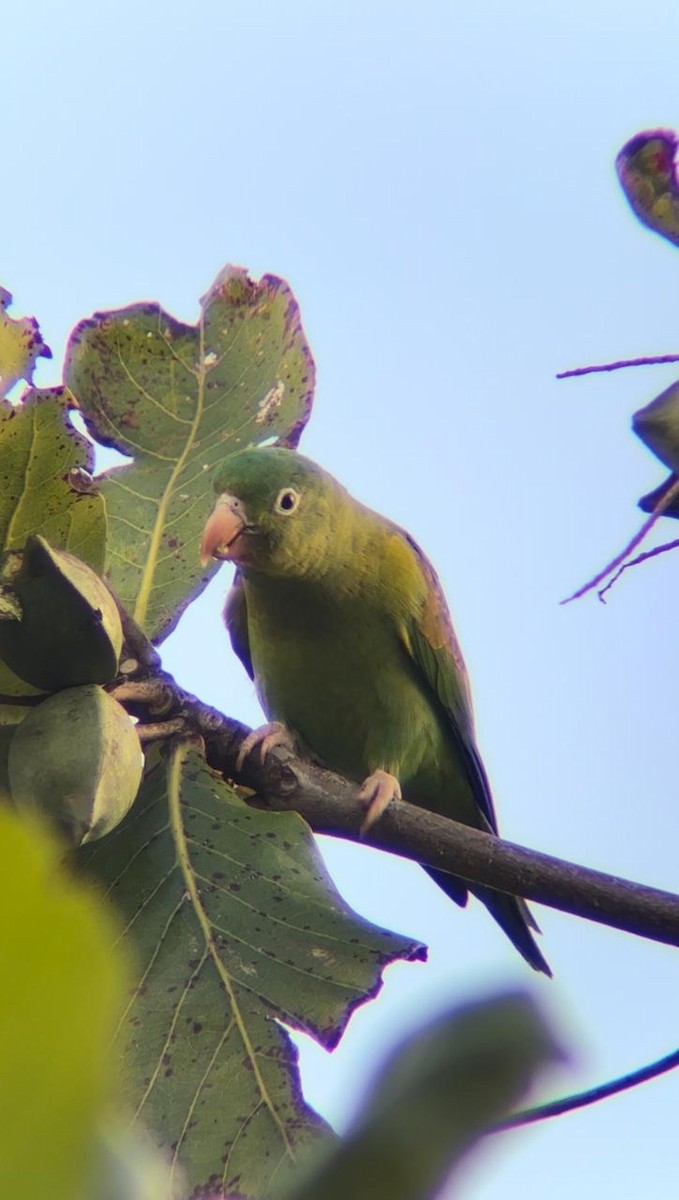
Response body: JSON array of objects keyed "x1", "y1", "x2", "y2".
[
  {"x1": 0, "y1": 536, "x2": 123, "y2": 690},
  {"x1": 8, "y1": 685, "x2": 144, "y2": 845}
]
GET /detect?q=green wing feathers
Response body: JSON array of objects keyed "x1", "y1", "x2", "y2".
[
  {"x1": 398, "y1": 531, "x2": 498, "y2": 834},
  {"x1": 223, "y1": 572, "x2": 253, "y2": 679},
  {"x1": 395, "y1": 531, "x2": 551, "y2": 976}
]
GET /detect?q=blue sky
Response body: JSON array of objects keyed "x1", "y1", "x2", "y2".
[{"x1": 5, "y1": 3, "x2": 679, "y2": 1196}]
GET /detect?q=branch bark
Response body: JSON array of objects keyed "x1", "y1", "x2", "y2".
[{"x1": 110, "y1": 669, "x2": 679, "y2": 952}]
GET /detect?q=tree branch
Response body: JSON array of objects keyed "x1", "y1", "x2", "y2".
[
  {"x1": 228, "y1": 740, "x2": 679, "y2": 949},
  {"x1": 111, "y1": 672, "x2": 679, "y2": 952}
]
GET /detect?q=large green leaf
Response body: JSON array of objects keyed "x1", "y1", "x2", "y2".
[
  {"x1": 0, "y1": 387, "x2": 105, "y2": 569},
  {"x1": 0, "y1": 388, "x2": 108, "y2": 713},
  {"x1": 279, "y1": 993, "x2": 561, "y2": 1200},
  {"x1": 64, "y1": 266, "x2": 315, "y2": 641},
  {"x1": 76, "y1": 744, "x2": 425, "y2": 1199},
  {"x1": 0, "y1": 806, "x2": 127, "y2": 1199}
]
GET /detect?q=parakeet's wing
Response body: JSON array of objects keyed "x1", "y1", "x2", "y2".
[
  {"x1": 399, "y1": 531, "x2": 499, "y2": 836},
  {"x1": 398, "y1": 530, "x2": 546, "y2": 959},
  {"x1": 223, "y1": 570, "x2": 254, "y2": 679}
]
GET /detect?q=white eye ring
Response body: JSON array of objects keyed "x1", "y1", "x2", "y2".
[{"x1": 274, "y1": 487, "x2": 301, "y2": 515}]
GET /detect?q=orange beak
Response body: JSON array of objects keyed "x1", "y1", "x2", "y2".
[{"x1": 200, "y1": 495, "x2": 246, "y2": 565}]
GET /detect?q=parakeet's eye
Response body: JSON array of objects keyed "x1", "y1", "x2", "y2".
[{"x1": 273, "y1": 487, "x2": 301, "y2": 515}]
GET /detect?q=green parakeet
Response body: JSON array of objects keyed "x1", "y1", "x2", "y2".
[{"x1": 200, "y1": 447, "x2": 551, "y2": 976}]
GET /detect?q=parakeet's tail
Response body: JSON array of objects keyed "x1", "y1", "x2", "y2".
[
  {"x1": 426, "y1": 868, "x2": 552, "y2": 976},
  {"x1": 474, "y1": 885, "x2": 552, "y2": 976}
]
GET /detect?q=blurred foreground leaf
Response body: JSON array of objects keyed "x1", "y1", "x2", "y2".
[
  {"x1": 64, "y1": 266, "x2": 315, "y2": 641},
  {"x1": 0, "y1": 806, "x2": 127, "y2": 1199},
  {"x1": 92, "y1": 1124, "x2": 182, "y2": 1200},
  {"x1": 77, "y1": 744, "x2": 425, "y2": 1198},
  {"x1": 280, "y1": 992, "x2": 561, "y2": 1200}
]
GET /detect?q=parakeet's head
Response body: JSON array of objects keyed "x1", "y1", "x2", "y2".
[{"x1": 200, "y1": 447, "x2": 349, "y2": 577}]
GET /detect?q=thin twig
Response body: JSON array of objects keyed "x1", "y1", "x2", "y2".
[
  {"x1": 557, "y1": 354, "x2": 679, "y2": 379},
  {"x1": 493, "y1": 1045, "x2": 679, "y2": 1131},
  {"x1": 562, "y1": 476, "x2": 679, "y2": 604},
  {"x1": 598, "y1": 538, "x2": 679, "y2": 602},
  {"x1": 0, "y1": 693, "x2": 42, "y2": 706}
]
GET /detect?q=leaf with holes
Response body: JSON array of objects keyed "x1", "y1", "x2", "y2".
[
  {"x1": 76, "y1": 745, "x2": 426, "y2": 1199},
  {"x1": 0, "y1": 287, "x2": 52, "y2": 398},
  {"x1": 64, "y1": 266, "x2": 315, "y2": 642}
]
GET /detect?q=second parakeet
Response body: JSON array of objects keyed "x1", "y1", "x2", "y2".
[{"x1": 200, "y1": 447, "x2": 550, "y2": 975}]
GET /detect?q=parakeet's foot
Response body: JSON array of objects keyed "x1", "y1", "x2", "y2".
[
  {"x1": 236, "y1": 722, "x2": 295, "y2": 772},
  {"x1": 358, "y1": 769, "x2": 402, "y2": 834}
]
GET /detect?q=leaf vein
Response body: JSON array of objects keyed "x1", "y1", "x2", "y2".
[{"x1": 168, "y1": 743, "x2": 296, "y2": 1160}]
